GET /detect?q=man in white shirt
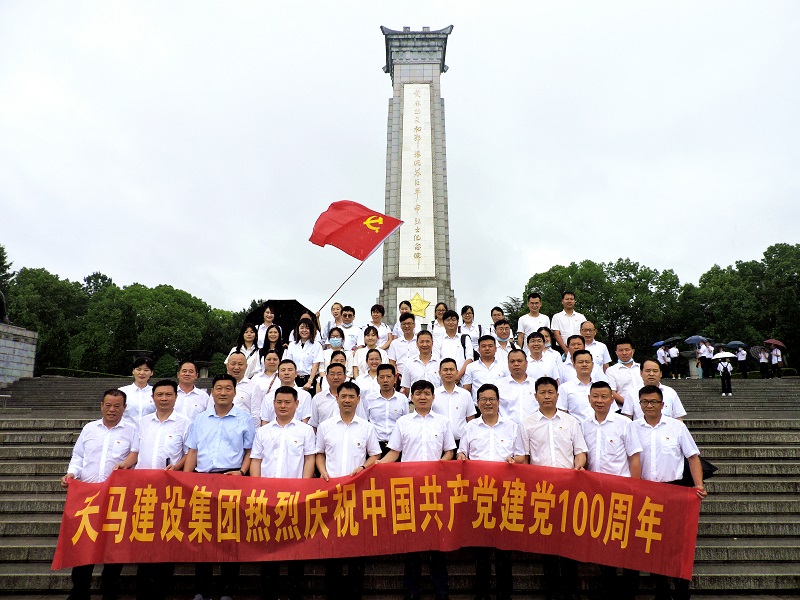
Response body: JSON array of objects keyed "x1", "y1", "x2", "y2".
[
  {"x1": 515, "y1": 376, "x2": 587, "y2": 600},
  {"x1": 492, "y1": 319, "x2": 518, "y2": 368},
  {"x1": 400, "y1": 330, "x2": 441, "y2": 395},
  {"x1": 310, "y1": 362, "x2": 362, "y2": 430},
  {"x1": 621, "y1": 359, "x2": 687, "y2": 421},
  {"x1": 381, "y1": 380, "x2": 455, "y2": 600},
  {"x1": 736, "y1": 346, "x2": 748, "y2": 378},
  {"x1": 260, "y1": 359, "x2": 312, "y2": 425},
  {"x1": 559, "y1": 335, "x2": 607, "y2": 385},
  {"x1": 250, "y1": 386, "x2": 314, "y2": 600},
  {"x1": 316, "y1": 381, "x2": 381, "y2": 600},
  {"x1": 175, "y1": 360, "x2": 210, "y2": 421},
  {"x1": 499, "y1": 349, "x2": 540, "y2": 425},
  {"x1": 557, "y1": 350, "x2": 600, "y2": 423},
  {"x1": 116, "y1": 380, "x2": 191, "y2": 600},
  {"x1": 550, "y1": 291, "x2": 586, "y2": 356},
  {"x1": 656, "y1": 344, "x2": 671, "y2": 379},
  {"x1": 62, "y1": 389, "x2": 136, "y2": 600},
  {"x1": 457, "y1": 383, "x2": 521, "y2": 600},
  {"x1": 582, "y1": 381, "x2": 642, "y2": 600},
  {"x1": 388, "y1": 312, "x2": 419, "y2": 386},
  {"x1": 635, "y1": 385, "x2": 707, "y2": 600},
  {"x1": 434, "y1": 309, "x2": 473, "y2": 379},
  {"x1": 668, "y1": 344, "x2": 681, "y2": 379},
  {"x1": 362, "y1": 363, "x2": 409, "y2": 454},
  {"x1": 462, "y1": 335, "x2": 509, "y2": 404},
  {"x1": 488, "y1": 306, "x2": 515, "y2": 340},
  {"x1": 526, "y1": 332, "x2": 560, "y2": 383},
  {"x1": 339, "y1": 305, "x2": 360, "y2": 351},
  {"x1": 227, "y1": 351, "x2": 264, "y2": 428},
  {"x1": 605, "y1": 338, "x2": 642, "y2": 409},
  {"x1": 580, "y1": 321, "x2": 611, "y2": 372},
  {"x1": 517, "y1": 292, "x2": 550, "y2": 350},
  {"x1": 433, "y1": 358, "x2": 476, "y2": 444}
]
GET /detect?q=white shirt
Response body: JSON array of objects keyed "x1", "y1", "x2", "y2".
[
  {"x1": 494, "y1": 341, "x2": 518, "y2": 369},
  {"x1": 517, "y1": 411, "x2": 588, "y2": 469},
  {"x1": 233, "y1": 377, "x2": 265, "y2": 429},
  {"x1": 133, "y1": 410, "x2": 192, "y2": 470},
  {"x1": 285, "y1": 340, "x2": 323, "y2": 376},
  {"x1": 225, "y1": 345, "x2": 261, "y2": 378},
  {"x1": 362, "y1": 390, "x2": 410, "y2": 441},
  {"x1": 526, "y1": 355, "x2": 560, "y2": 382},
  {"x1": 251, "y1": 419, "x2": 316, "y2": 478},
  {"x1": 622, "y1": 384, "x2": 687, "y2": 421},
  {"x1": 582, "y1": 412, "x2": 642, "y2": 477},
  {"x1": 432, "y1": 385, "x2": 476, "y2": 440},
  {"x1": 392, "y1": 320, "x2": 421, "y2": 339},
  {"x1": 435, "y1": 333, "x2": 472, "y2": 370},
  {"x1": 462, "y1": 359, "x2": 509, "y2": 403},
  {"x1": 321, "y1": 348, "x2": 354, "y2": 378},
  {"x1": 656, "y1": 346, "x2": 669, "y2": 365},
  {"x1": 387, "y1": 336, "x2": 419, "y2": 374},
  {"x1": 353, "y1": 346, "x2": 389, "y2": 376},
  {"x1": 458, "y1": 416, "x2": 523, "y2": 462},
  {"x1": 634, "y1": 415, "x2": 700, "y2": 482},
  {"x1": 498, "y1": 376, "x2": 539, "y2": 425},
  {"x1": 458, "y1": 323, "x2": 484, "y2": 350},
  {"x1": 518, "y1": 314, "x2": 550, "y2": 349},
  {"x1": 67, "y1": 419, "x2": 138, "y2": 482},
  {"x1": 605, "y1": 362, "x2": 642, "y2": 398},
  {"x1": 558, "y1": 360, "x2": 607, "y2": 385},
  {"x1": 119, "y1": 383, "x2": 154, "y2": 424},
  {"x1": 261, "y1": 385, "x2": 312, "y2": 423},
  {"x1": 400, "y1": 356, "x2": 442, "y2": 389},
  {"x1": 338, "y1": 325, "x2": 360, "y2": 351},
  {"x1": 772, "y1": 348, "x2": 782, "y2": 364},
  {"x1": 668, "y1": 347, "x2": 680, "y2": 359},
  {"x1": 550, "y1": 310, "x2": 586, "y2": 341},
  {"x1": 388, "y1": 410, "x2": 456, "y2": 462},
  {"x1": 176, "y1": 386, "x2": 211, "y2": 422},
  {"x1": 556, "y1": 377, "x2": 597, "y2": 423},
  {"x1": 354, "y1": 372, "x2": 381, "y2": 399},
  {"x1": 585, "y1": 340, "x2": 611, "y2": 368},
  {"x1": 737, "y1": 348, "x2": 747, "y2": 361},
  {"x1": 718, "y1": 361, "x2": 733, "y2": 375},
  {"x1": 316, "y1": 415, "x2": 381, "y2": 478}
]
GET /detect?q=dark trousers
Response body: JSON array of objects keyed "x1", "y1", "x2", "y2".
[
  {"x1": 404, "y1": 551, "x2": 449, "y2": 597},
  {"x1": 69, "y1": 563, "x2": 123, "y2": 600},
  {"x1": 324, "y1": 557, "x2": 365, "y2": 600},
  {"x1": 760, "y1": 362, "x2": 770, "y2": 378},
  {"x1": 474, "y1": 547, "x2": 513, "y2": 598},
  {"x1": 773, "y1": 363, "x2": 782, "y2": 378},
  {"x1": 651, "y1": 573, "x2": 691, "y2": 600},
  {"x1": 136, "y1": 563, "x2": 174, "y2": 600},
  {"x1": 261, "y1": 560, "x2": 304, "y2": 600},
  {"x1": 194, "y1": 562, "x2": 239, "y2": 598},
  {"x1": 700, "y1": 357, "x2": 712, "y2": 378},
  {"x1": 541, "y1": 554, "x2": 578, "y2": 599},
  {"x1": 738, "y1": 360, "x2": 748, "y2": 378},
  {"x1": 721, "y1": 373, "x2": 732, "y2": 395},
  {"x1": 599, "y1": 565, "x2": 638, "y2": 600}
]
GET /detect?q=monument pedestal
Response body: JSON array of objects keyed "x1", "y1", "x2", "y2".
[{"x1": 0, "y1": 323, "x2": 38, "y2": 386}]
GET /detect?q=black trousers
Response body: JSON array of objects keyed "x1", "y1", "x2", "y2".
[
  {"x1": 721, "y1": 373, "x2": 732, "y2": 394},
  {"x1": 738, "y1": 359, "x2": 748, "y2": 378},
  {"x1": 194, "y1": 562, "x2": 239, "y2": 598},
  {"x1": 773, "y1": 362, "x2": 783, "y2": 378},
  {"x1": 324, "y1": 557, "x2": 365, "y2": 600},
  {"x1": 541, "y1": 554, "x2": 578, "y2": 599},
  {"x1": 474, "y1": 547, "x2": 513, "y2": 598},
  {"x1": 261, "y1": 560, "x2": 304, "y2": 600},
  {"x1": 404, "y1": 551, "x2": 449, "y2": 597},
  {"x1": 651, "y1": 572, "x2": 691, "y2": 600},
  {"x1": 599, "y1": 565, "x2": 639, "y2": 600},
  {"x1": 760, "y1": 362, "x2": 770, "y2": 378},
  {"x1": 69, "y1": 563, "x2": 123, "y2": 600},
  {"x1": 136, "y1": 563, "x2": 174, "y2": 600}
]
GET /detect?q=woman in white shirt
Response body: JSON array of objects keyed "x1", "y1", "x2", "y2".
[
  {"x1": 353, "y1": 326, "x2": 388, "y2": 377},
  {"x1": 321, "y1": 327, "x2": 354, "y2": 378},
  {"x1": 354, "y1": 348, "x2": 383, "y2": 399},
  {"x1": 321, "y1": 302, "x2": 344, "y2": 344},
  {"x1": 430, "y1": 302, "x2": 448, "y2": 337},
  {"x1": 260, "y1": 324, "x2": 285, "y2": 360},
  {"x1": 537, "y1": 326, "x2": 563, "y2": 362},
  {"x1": 286, "y1": 318, "x2": 323, "y2": 393},
  {"x1": 225, "y1": 323, "x2": 261, "y2": 377},
  {"x1": 361, "y1": 304, "x2": 393, "y2": 350},
  {"x1": 256, "y1": 304, "x2": 280, "y2": 349}
]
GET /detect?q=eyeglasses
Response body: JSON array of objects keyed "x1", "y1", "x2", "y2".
[
  {"x1": 639, "y1": 400, "x2": 663, "y2": 406},
  {"x1": 478, "y1": 398, "x2": 498, "y2": 404}
]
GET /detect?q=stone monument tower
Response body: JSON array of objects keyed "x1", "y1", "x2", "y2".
[{"x1": 377, "y1": 25, "x2": 456, "y2": 325}]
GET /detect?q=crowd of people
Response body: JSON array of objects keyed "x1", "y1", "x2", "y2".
[{"x1": 62, "y1": 291, "x2": 709, "y2": 600}]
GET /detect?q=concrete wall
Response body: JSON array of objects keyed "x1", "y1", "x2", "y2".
[{"x1": 0, "y1": 323, "x2": 38, "y2": 386}]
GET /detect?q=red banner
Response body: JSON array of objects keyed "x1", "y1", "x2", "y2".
[{"x1": 53, "y1": 461, "x2": 700, "y2": 579}]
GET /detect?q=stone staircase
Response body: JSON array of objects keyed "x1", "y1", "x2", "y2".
[{"x1": 0, "y1": 376, "x2": 799, "y2": 597}]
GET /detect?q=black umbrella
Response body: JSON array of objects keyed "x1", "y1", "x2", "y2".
[
  {"x1": 725, "y1": 341, "x2": 748, "y2": 349},
  {"x1": 245, "y1": 299, "x2": 314, "y2": 344},
  {"x1": 662, "y1": 336, "x2": 683, "y2": 344}
]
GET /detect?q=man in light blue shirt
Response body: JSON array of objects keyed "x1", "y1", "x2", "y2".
[{"x1": 184, "y1": 374, "x2": 255, "y2": 600}]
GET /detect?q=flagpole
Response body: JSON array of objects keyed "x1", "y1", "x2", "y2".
[{"x1": 317, "y1": 261, "x2": 367, "y2": 313}]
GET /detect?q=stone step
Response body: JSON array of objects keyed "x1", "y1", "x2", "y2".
[
  {"x1": 705, "y1": 477, "x2": 800, "y2": 494},
  {"x1": 700, "y1": 445, "x2": 800, "y2": 460},
  {"x1": 0, "y1": 445, "x2": 72, "y2": 460},
  {"x1": 700, "y1": 495, "x2": 800, "y2": 515},
  {"x1": 708, "y1": 460, "x2": 800, "y2": 476},
  {"x1": 698, "y1": 514, "x2": 800, "y2": 537},
  {"x1": 0, "y1": 514, "x2": 61, "y2": 537},
  {"x1": 0, "y1": 537, "x2": 55, "y2": 563},
  {"x1": 0, "y1": 495, "x2": 64, "y2": 514},
  {"x1": 692, "y1": 561, "x2": 800, "y2": 590},
  {"x1": 0, "y1": 417, "x2": 92, "y2": 431},
  {"x1": 0, "y1": 460, "x2": 67, "y2": 476},
  {"x1": 0, "y1": 430, "x2": 80, "y2": 444},
  {"x1": 695, "y1": 537, "x2": 800, "y2": 562},
  {"x1": 685, "y1": 418, "x2": 800, "y2": 430},
  {"x1": 692, "y1": 431, "x2": 800, "y2": 444},
  {"x1": 0, "y1": 477, "x2": 62, "y2": 494}
]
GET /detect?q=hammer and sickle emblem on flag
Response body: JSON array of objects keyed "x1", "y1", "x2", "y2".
[{"x1": 364, "y1": 216, "x2": 383, "y2": 233}]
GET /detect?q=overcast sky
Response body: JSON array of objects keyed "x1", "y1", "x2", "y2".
[{"x1": 2, "y1": 1, "x2": 798, "y2": 325}]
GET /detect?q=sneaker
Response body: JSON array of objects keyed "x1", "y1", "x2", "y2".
[
  {"x1": 721, "y1": 393, "x2": 726, "y2": 397},
  {"x1": 728, "y1": 393, "x2": 733, "y2": 396}
]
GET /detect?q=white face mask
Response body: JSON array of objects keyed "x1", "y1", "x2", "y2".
[
  {"x1": 342, "y1": 322, "x2": 353, "y2": 328},
  {"x1": 497, "y1": 335, "x2": 510, "y2": 343},
  {"x1": 329, "y1": 338, "x2": 343, "y2": 348}
]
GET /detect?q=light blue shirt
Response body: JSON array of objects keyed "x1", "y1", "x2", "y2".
[{"x1": 186, "y1": 405, "x2": 255, "y2": 472}]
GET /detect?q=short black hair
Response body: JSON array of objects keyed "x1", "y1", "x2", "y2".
[
  {"x1": 410, "y1": 379, "x2": 435, "y2": 394},
  {"x1": 639, "y1": 385, "x2": 663, "y2": 400},
  {"x1": 535, "y1": 376, "x2": 558, "y2": 391},
  {"x1": 439, "y1": 357, "x2": 457, "y2": 369},
  {"x1": 152, "y1": 379, "x2": 178, "y2": 394},
  {"x1": 562, "y1": 291, "x2": 575, "y2": 299},
  {"x1": 338, "y1": 381, "x2": 360, "y2": 396},
  {"x1": 527, "y1": 332, "x2": 544, "y2": 343},
  {"x1": 102, "y1": 389, "x2": 127, "y2": 405},
  {"x1": 370, "y1": 304, "x2": 385, "y2": 316},
  {"x1": 212, "y1": 373, "x2": 237, "y2": 388},
  {"x1": 399, "y1": 312, "x2": 416, "y2": 323},
  {"x1": 442, "y1": 310, "x2": 460, "y2": 321},
  {"x1": 274, "y1": 386, "x2": 298, "y2": 401},
  {"x1": 614, "y1": 337, "x2": 634, "y2": 350},
  {"x1": 377, "y1": 363, "x2": 396, "y2": 376},
  {"x1": 477, "y1": 383, "x2": 499, "y2": 399},
  {"x1": 590, "y1": 381, "x2": 612, "y2": 392},
  {"x1": 133, "y1": 356, "x2": 154, "y2": 370},
  {"x1": 327, "y1": 362, "x2": 346, "y2": 374},
  {"x1": 527, "y1": 292, "x2": 542, "y2": 301},
  {"x1": 478, "y1": 335, "x2": 496, "y2": 345}
]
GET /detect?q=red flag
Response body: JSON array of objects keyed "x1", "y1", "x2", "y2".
[{"x1": 309, "y1": 200, "x2": 403, "y2": 260}]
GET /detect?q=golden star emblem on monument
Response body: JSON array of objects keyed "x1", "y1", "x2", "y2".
[{"x1": 410, "y1": 293, "x2": 430, "y2": 318}]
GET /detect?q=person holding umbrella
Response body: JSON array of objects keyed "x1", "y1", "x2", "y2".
[
  {"x1": 717, "y1": 356, "x2": 734, "y2": 397},
  {"x1": 736, "y1": 346, "x2": 748, "y2": 378},
  {"x1": 759, "y1": 347, "x2": 771, "y2": 379},
  {"x1": 769, "y1": 342, "x2": 784, "y2": 378}
]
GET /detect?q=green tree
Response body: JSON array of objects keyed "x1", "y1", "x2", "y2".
[
  {"x1": 499, "y1": 297, "x2": 524, "y2": 332},
  {"x1": 153, "y1": 353, "x2": 178, "y2": 377},
  {"x1": 0, "y1": 244, "x2": 13, "y2": 293}
]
